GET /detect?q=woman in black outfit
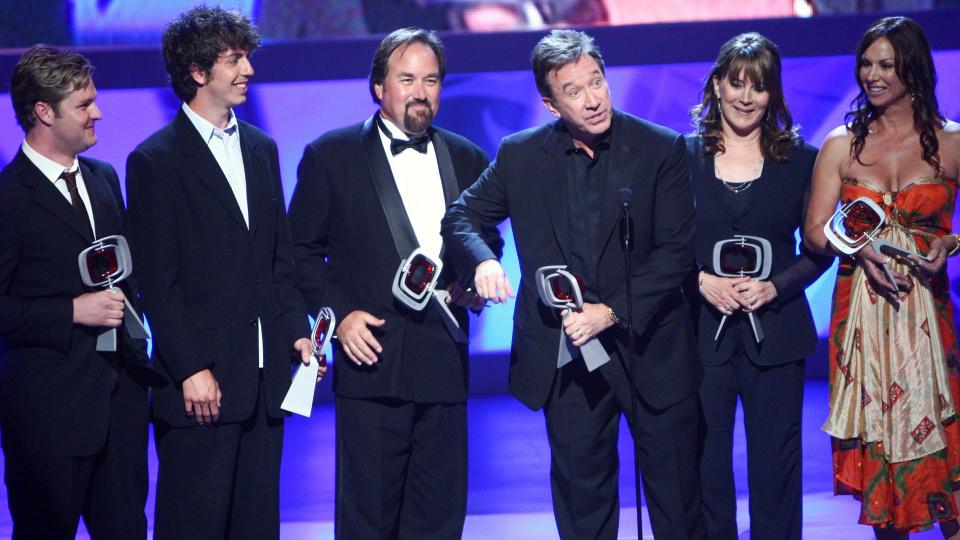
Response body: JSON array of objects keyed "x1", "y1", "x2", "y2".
[{"x1": 685, "y1": 32, "x2": 831, "y2": 540}]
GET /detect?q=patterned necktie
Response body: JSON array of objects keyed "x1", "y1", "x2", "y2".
[{"x1": 60, "y1": 169, "x2": 94, "y2": 239}]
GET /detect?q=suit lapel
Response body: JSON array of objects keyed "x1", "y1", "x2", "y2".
[
  {"x1": 538, "y1": 121, "x2": 571, "y2": 263},
  {"x1": 431, "y1": 130, "x2": 461, "y2": 207},
  {"x1": 239, "y1": 124, "x2": 262, "y2": 237},
  {"x1": 16, "y1": 151, "x2": 93, "y2": 243},
  {"x1": 173, "y1": 110, "x2": 249, "y2": 232},
  {"x1": 595, "y1": 112, "x2": 638, "y2": 254},
  {"x1": 431, "y1": 130, "x2": 462, "y2": 259},
  {"x1": 363, "y1": 115, "x2": 419, "y2": 259},
  {"x1": 79, "y1": 160, "x2": 119, "y2": 239}
]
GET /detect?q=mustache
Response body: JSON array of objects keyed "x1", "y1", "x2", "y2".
[{"x1": 406, "y1": 98, "x2": 432, "y2": 111}]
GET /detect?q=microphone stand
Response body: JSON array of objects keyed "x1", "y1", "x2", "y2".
[{"x1": 618, "y1": 188, "x2": 642, "y2": 539}]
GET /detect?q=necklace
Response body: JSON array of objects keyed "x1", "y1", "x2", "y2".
[{"x1": 715, "y1": 156, "x2": 764, "y2": 194}]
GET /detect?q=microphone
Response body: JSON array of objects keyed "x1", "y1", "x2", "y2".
[{"x1": 618, "y1": 188, "x2": 632, "y2": 251}]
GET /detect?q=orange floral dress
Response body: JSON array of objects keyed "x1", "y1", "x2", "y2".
[{"x1": 823, "y1": 177, "x2": 960, "y2": 532}]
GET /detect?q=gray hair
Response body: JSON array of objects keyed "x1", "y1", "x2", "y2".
[{"x1": 531, "y1": 29, "x2": 605, "y2": 100}]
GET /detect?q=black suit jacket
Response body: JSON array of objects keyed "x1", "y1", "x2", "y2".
[
  {"x1": 288, "y1": 116, "x2": 496, "y2": 403},
  {"x1": 0, "y1": 151, "x2": 149, "y2": 456},
  {"x1": 125, "y1": 109, "x2": 307, "y2": 426},
  {"x1": 442, "y1": 110, "x2": 700, "y2": 411},
  {"x1": 684, "y1": 135, "x2": 831, "y2": 366}
]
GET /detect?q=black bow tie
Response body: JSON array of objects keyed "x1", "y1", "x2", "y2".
[
  {"x1": 377, "y1": 115, "x2": 430, "y2": 155},
  {"x1": 390, "y1": 137, "x2": 429, "y2": 155}
]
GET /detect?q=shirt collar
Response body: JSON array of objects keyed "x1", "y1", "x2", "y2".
[
  {"x1": 182, "y1": 102, "x2": 239, "y2": 143},
  {"x1": 21, "y1": 140, "x2": 80, "y2": 183}
]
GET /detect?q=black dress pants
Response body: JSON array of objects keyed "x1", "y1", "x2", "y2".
[
  {"x1": 154, "y1": 375, "x2": 284, "y2": 540},
  {"x1": 334, "y1": 396, "x2": 468, "y2": 540},
  {"x1": 544, "y1": 357, "x2": 705, "y2": 540},
  {"x1": 698, "y1": 343, "x2": 805, "y2": 540},
  {"x1": 3, "y1": 366, "x2": 149, "y2": 540}
]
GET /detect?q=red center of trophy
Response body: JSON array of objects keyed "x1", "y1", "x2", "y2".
[
  {"x1": 313, "y1": 317, "x2": 330, "y2": 350},
  {"x1": 843, "y1": 201, "x2": 882, "y2": 241},
  {"x1": 549, "y1": 274, "x2": 583, "y2": 303},
  {"x1": 404, "y1": 255, "x2": 436, "y2": 295},
  {"x1": 719, "y1": 243, "x2": 758, "y2": 275},
  {"x1": 87, "y1": 247, "x2": 119, "y2": 282}
]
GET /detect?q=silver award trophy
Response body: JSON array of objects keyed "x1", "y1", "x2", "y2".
[
  {"x1": 535, "y1": 265, "x2": 610, "y2": 372},
  {"x1": 391, "y1": 247, "x2": 468, "y2": 344},
  {"x1": 712, "y1": 235, "x2": 772, "y2": 343},
  {"x1": 281, "y1": 307, "x2": 336, "y2": 417},
  {"x1": 823, "y1": 196, "x2": 932, "y2": 293},
  {"x1": 77, "y1": 235, "x2": 149, "y2": 351}
]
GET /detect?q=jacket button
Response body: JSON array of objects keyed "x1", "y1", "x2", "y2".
[{"x1": 249, "y1": 319, "x2": 257, "y2": 327}]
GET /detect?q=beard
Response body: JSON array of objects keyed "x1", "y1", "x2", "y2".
[{"x1": 402, "y1": 99, "x2": 434, "y2": 134}]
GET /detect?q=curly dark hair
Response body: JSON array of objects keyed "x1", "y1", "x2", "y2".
[
  {"x1": 10, "y1": 44, "x2": 94, "y2": 132},
  {"x1": 369, "y1": 27, "x2": 446, "y2": 105},
  {"x1": 846, "y1": 17, "x2": 945, "y2": 172},
  {"x1": 162, "y1": 5, "x2": 260, "y2": 103},
  {"x1": 690, "y1": 32, "x2": 798, "y2": 162}
]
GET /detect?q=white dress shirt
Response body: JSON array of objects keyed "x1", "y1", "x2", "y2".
[
  {"x1": 377, "y1": 115, "x2": 446, "y2": 261},
  {"x1": 21, "y1": 140, "x2": 97, "y2": 237},
  {"x1": 182, "y1": 103, "x2": 264, "y2": 368}
]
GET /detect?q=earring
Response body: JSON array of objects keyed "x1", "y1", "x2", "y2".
[{"x1": 910, "y1": 92, "x2": 917, "y2": 103}]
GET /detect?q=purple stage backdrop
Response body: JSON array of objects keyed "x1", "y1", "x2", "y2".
[{"x1": 1, "y1": 51, "x2": 959, "y2": 359}]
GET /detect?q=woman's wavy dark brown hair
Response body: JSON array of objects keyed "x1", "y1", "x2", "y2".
[
  {"x1": 846, "y1": 17, "x2": 945, "y2": 172},
  {"x1": 690, "y1": 32, "x2": 798, "y2": 162}
]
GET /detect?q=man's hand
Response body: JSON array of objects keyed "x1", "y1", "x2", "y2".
[
  {"x1": 446, "y1": 281, "x2": 486, "y2": 312},
  {"x1": 183, "y1": 368, "x2": 222, "y2": 426},
  {"x1": 338, "y1": 310, "x2": 385, "y2": 366},
  {"x1": 73, "y1": 290, "x2": 125, "y2": 328},
  {"x1": 293, "y1": 337, "x2": 328, "y2": 382},
  {"x1": 562, "y1": 303, "x2": 614, "y2": 347},
  {"x1": 473, "y1": 259, "x2": 514, "y2": 304}
]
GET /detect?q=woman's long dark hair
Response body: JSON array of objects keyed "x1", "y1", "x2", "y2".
[
  {"x1": 690, "y1": 32, "x2": 798, "y2": 162},
  {"x1": 846, "y1": 17, "x2": 945, "y2": 172}
]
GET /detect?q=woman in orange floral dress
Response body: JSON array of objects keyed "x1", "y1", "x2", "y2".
[{"x1": 805, "y1": 16, "x2": 960, "y2": 539}]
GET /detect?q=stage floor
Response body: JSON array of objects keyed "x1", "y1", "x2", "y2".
[{"x1": 0, "y1": 380, "x2": 947, "y2": 539}]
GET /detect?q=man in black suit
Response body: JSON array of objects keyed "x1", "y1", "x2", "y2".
[
  {"x1": 441, "y1": 30, "x2": 705, "y2": 539},
  {"x1": 0, "y1": 45, "x2": 152, "y2": 539},
  {"x1": 288, "y1": 28, "x2": 499, "y2": 539},
  {"x1": 124, "y1": 7, "x2": 317, "y2": 539}
]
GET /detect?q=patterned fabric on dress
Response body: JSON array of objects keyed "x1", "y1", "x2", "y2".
[{"x1": 824, "y1": 177, "x2": 960, "y2": 532}]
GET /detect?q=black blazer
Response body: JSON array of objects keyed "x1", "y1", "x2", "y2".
[
  {"x1": 684, "y1": 135, "x2": 831, "y2": 366},
  {"x1": 442, "y1": 110, "x2": 701, "y2": 411},
  {"x1": 125, "y1": 109, "x2": 307, "y2": 427},
  {"x1": 0, "y1": 151, "x2": 150, "y2": 456},
  {"x1": 288, "y1": 116, "x2": 496, "y2": 403}
]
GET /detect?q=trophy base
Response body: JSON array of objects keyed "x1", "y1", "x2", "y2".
[{"x1": 96, "y1": 328, "x2": 118, "y2": 352}]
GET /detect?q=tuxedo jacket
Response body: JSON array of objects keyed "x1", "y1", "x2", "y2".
[
  {"x1": 442, "y1": 110, "x2": 701, "y2": 411},
  {"x1": 0, "y1": 151, "x2": 150, "y2": 456},
  {"x1": 288, "y1": 116, "x2": 497, "y2": 403},
  {"x1": 126, "y1": 109, "x2": 307, "y2": 427},
  {"x1": 684, "y1": 135, "x2": 831, "y2": 366}
]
